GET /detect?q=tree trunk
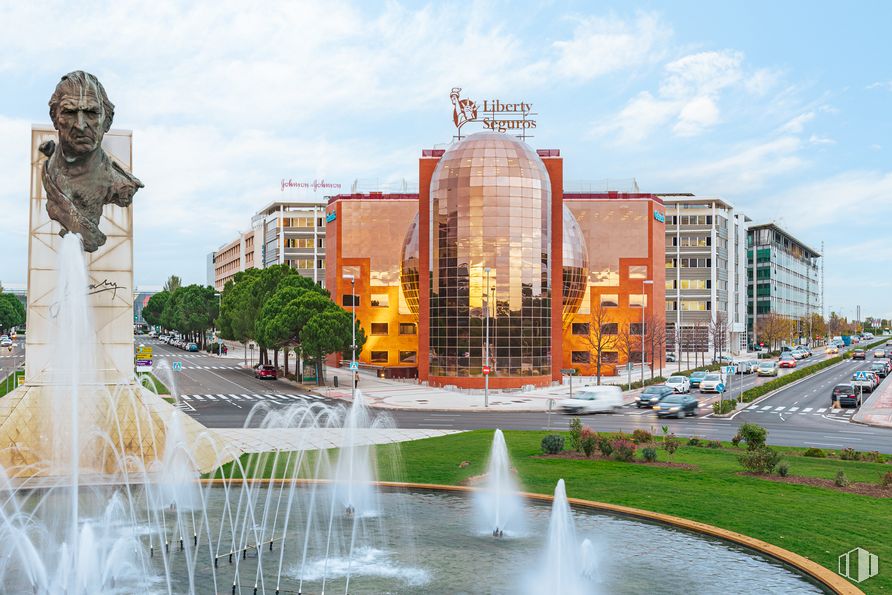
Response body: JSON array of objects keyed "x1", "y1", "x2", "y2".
[
  {"x1": 284, "y1": 348, "x2": 289, "y2": 378},
  {"x1": 596, "y1": 354, "x2": 601, "y2": 386},
  {"x1": 298, "y1": 350, "x2": 303, "y2": 383},
  {"x1": 274, "y1": 348, "x2": 279, "y2": 370}
]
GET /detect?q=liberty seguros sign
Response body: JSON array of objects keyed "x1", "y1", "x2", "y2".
[{"x1": 450, "y1": 87, "x2": 537, "y2": 139}]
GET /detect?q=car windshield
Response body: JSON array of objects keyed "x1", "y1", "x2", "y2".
[
  {"x1": 780, "y1": 354, "x2": 793, "y2": 359},
  {"x1": 642, "y1": 387, "x2": 665, "y2": 394},
  {"x1": 833, "y1": 385, "x2": 853, "y2": 394},
  {"x1": 705, "y1": 374, "x2": 720, "y2": 381},
  {"x1": 661, "y1": 395, "x2": 685, "y2": 404},
  {"x1": 573, "y1": 394, "x2": 596, "y2": 401},
  {"x1": 691, "y1": 372, "x2": 707, "y2": 378},
  {"x1": 759, "y1": 363, "x2": 774, "y2": 368},
  {"x1": 666, "y1": 377, "x2": 683, "y2": 383}
]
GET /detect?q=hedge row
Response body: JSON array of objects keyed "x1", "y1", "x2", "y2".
[{"x1": 737, "y1": 356, "x2": 845, "y2": 403}]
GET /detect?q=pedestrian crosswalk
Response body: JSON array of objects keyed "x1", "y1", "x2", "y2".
[
  {"x1": 180, "y1": 393, "x2": 324, "y2": 404},
  {"x1": 175, "y1": 365, "x2": 242, "y2": 370},
  {"x1": 744, "y1": 403, "x2": 855, "y2": 417}
]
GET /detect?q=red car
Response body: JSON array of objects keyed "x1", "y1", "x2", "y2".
[
  {"x1": 254, "y1": 364, "x2": 277, "y2": 379},
  {"x1": 778, "y1": 356, "x2": 797, "y2": 369}
]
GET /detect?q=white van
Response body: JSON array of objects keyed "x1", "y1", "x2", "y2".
[{"x1": 558, "y1": 385, "x2": 623, "y2": 414}]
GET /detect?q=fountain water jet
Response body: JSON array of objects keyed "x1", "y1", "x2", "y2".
[{"x1": 474, "y1": 429, "x2": 525, "y2": 537}]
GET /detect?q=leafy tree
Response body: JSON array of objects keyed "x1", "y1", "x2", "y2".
[
  {"x1": 163, "y1": 275, "x2": 182, "y2": 293},
  {"x1": 0, "y1": 293, "x2": 25, "y2": 334},
  {"x1": 141, "y1": 291, "x2": 169, "y2": 327},
  {"x1": 160, "y1": 285, "x2": 218, "y2": 347},
  {"x1": 301, "y1": 307, "x2": 365, "y2": 383}
]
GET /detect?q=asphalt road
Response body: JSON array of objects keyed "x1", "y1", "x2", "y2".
[{"x1": 145, "y1": 338, "x2": 892, "y2": 453}]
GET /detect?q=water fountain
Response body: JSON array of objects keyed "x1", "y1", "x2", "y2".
[{"x1": 474, "y1": 429, "x2": 525, "y2": 538}]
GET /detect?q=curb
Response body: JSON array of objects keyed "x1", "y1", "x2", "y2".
[{"x1": 202, "y1": 478, "x2": 862, "y2": 594}]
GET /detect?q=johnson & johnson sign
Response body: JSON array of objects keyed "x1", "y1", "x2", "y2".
[
  {"x1": 280, "y1": 179, "x2": 342, "y2": 193},
  {"x1": 450, "y1": 87, "x2": 537, "y2": 140}
]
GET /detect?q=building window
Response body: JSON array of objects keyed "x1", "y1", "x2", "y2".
[
  {"x1": 666, "y1": 300, "x2": 677, "y2": 311},
  {"x1": 666, "y1": 280, "x2": 676, "y2": 290},
  {"x1": 601, "y1": 323, "x2": 618, "y2": 335},
  {"x1": 399, "y1": 322, "x2": 417, "y2": 335},
  {"x1": 317, "y1": 259, "x2": 325, "y2": 269},
  {"x1": 370, "y1": 294, "x2": 390, "y2": 307},
  {"x1": 399, "y1": 351, "x2": 417, "y2": 364},
  {"x1": 342, "y1": 265, "x2": 360, "y2": 280},
  {"x1": 631, "y1": 323, "x2": 647, "y2": 336},
  {"x1": 629, "y1": 294, "x2": 647, "y2": 308},
  {"x1": 342, "y1": 295, "x2": 359, "y2": 307},
  {"x1": 370, "y1": 322, "x2": 389, "y2": 335},
  {"x1": 294, "y1": 258, "x2": 314, "y2": 269},
  {"x1": 571, "y1": 323, "x2": 590, "y2": 335},
  {"x1": 571, "y1": 351, "x2": 590, "y2": 364},
  {"x1": 628, "y1": 265, "x2": 648, "y2": 279},
  {"x1": 665, "y1": 258, "x2": 676, "y2": 269},
  {"x1": 370, "y1": 351, "x2": 388, "y2": 363},
  {"x1": 600, "y1": 294, "x2": 619, "y2": 307},
  {"x1": 602, "y1": 351, "x2": 618, "y2": 363},
  {"x1": 680, "y1": 300, "x2": 711, "y2": 312}
]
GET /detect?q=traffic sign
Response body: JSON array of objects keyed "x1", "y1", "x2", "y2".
[
  {"x1": 483, "y1": 365, "x2": 491, "y2": 375},
  {"x1": 722, "y1": 365, "x2": 737, "y2": 375},
  {"x1": 172, "y1": 361, "x2": 183, "y2": 372},
  {"x1": 716, "y1": 383, "x2": 726, "y2": 393},
  {"x1": 560, "y1": 368, "x2": 576, "y2": 376},
  {"x1": 349, "y1": 361, "x2": 358, "y2": 371}
]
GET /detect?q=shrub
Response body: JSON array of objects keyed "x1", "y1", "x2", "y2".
[
  {"x1": 631, "y1": 429, "x2": 653, "y2": 444},
  {"x1": 707, "y1": 440, "x2": 722, "y2": 449},
  {"x1": 738, "y1": 423, "x2": 768, "y2": 450},
  {"x1": 581, "y1": 434, "x2": 597, "y2": 458},
  {"x1": 611, "y1": 439, "x2": 637, "y2": 462},
  {"x1": 803, "y1": 447, "x2": 826, "y2": 458},
  {"x1": 731, "y1": 434, "x2": 742, "y2": 448},
  {"x1": 777, "y1": 462, "x2": 790, "y2": 477},
  {"x1": 840, "y1": 448, "x2": 861, "y2": 461},
  {"x1": 663, "y1": 434, "x2": 680, "y2": 456},
  {"x1": 541, "y1": 434, "x2": 565, "y2": 455},
  {"x1": 568, "y1": 418, "x2": 583, "y2": 452},
  {"x1": 642, "y1": 447, "x2": 658, "y2": 463},
  {"x1": 738, "y1": 446, "x2": 781, "y2": 474},
  {"x1": 862, "y1": 451, "x2": 883, "y2": 463},
  {"x1": 834, "y1": 470, "x2": 850, "y2": 488},
  {"x1": 882, "y1": 471, "x2": 892, "y2": 488},
  {"x1": 597, "y1": 436, "x2": 614, "y2": 457},
  {"x1": 712, "y1": 399, "x2": 737, "y2": 415},
  {"x1": 687, "y1": 437, "x2": 701, "y2": 447}
]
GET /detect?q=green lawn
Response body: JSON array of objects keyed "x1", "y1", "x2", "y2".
[
  {"x1": 137, "y1": 371, "x2": 170, "y2": 395},
  {"x1": 0, "y1": 370, "x2": 24, "y2": 397},
  {"x1": 215, "y1": 430, "x2": 892, "y2": 593}
]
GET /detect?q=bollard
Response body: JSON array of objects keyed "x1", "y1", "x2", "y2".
[
  {"x1": 229, "y1": 552, "x2": 233, "y2": 563},
  {"x1": 179, "y1": 538, "x2": 183, "y2": 551},
  {"x1": 194, "y1": 534, "x2": 198, "y2": 547},
  {"x1": 150, "y1": 546, "x2": 154, "y2": 558},
  {"x1": 334, "y1": 375, "x2": 339, "y2": 387},
  {"x1": 214, "y1": 557, "x2": 218, "y2": 568},
  {"x1": 165, "y1": 541, "x2": 169, "y2": 553}
]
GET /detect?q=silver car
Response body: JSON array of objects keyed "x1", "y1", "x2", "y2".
[{"x1": 699, "y1": 373, "x2": 725, "y2": 393}]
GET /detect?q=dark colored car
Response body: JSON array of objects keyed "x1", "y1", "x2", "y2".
[
  {"x1": 689, "y1": 371, "x2": 708, "y2": 388},
  {"x1": 654, "y1": 393, "x2": 699, "y2": 418},
  {"x1": 852, "y1": 349, "x2": 866, "y2": 360},
  {"x1": 870, "y1": 361, "x2": 888, "y2": 378},
  {"x1": 636, "y1": 385, "x2": 674, "y2": 408},
  {"x1": 254, "y1": 364, "x2": 277, "y2": 379},
  {"x1": 832, "y1": 383, "x2": 861, "y2": 408},
  {"x1": 186, "y1": 342, "x2": 199, "y2": 352}
]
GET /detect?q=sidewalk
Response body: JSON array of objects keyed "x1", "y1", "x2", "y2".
[
  {"x1": 853, "y1": 379, "x2": 892, "y2": 428},
  {"x1": 216, "y1": 427, "x2": 463, "y2": 453}
]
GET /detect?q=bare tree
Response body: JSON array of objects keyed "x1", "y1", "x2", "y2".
[
  {"x1": 615, "y1": 322, "x2": 637, "y2": 389},
  {"x1": 584, "y1": 302, "x2": 616, "y2": 385},
  {"x1": 646, "y1": 312, "x2": 668, "y2": 379},
  {"x1": 708, "y1": 312, "x2": 730, "y2": 362}
]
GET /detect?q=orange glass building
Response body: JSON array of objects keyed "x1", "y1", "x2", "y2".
[{"x1": 326, "y1": 132, "x2": 665, "y2": 388}]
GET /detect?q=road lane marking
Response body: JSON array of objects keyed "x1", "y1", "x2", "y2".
[
  {"x1": 803, "y1": 408, "x2": 813, "y2": 412},
  {"x1": 774, "y1": 406, "x2": 785, "y2": 411},
  {"x1": 204, "y1": 394, "x2": 216, "y2": 400},
  {"x1": 761, "y1": 405, "x2": 773, "y2": 410},
  {"x1": 817, "y1": 408, "x2": 827, "y2": 413},
  {"x1": 789, "y1": 407, "x2": 799, "y2": 411}
]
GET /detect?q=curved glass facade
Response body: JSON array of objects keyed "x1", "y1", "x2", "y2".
[
  {"x1": 429, "y1": 132, "x2": 552, "y2": 378},
  {"x1": 562, "y1": 204, "x2": 589, "y2": 329},
  {"x1": 400, "y1": 212, "x2": 420, "y2": 321}
]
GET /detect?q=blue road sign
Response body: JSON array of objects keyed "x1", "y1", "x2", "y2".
[
  {"x1": 716, "y1": 383, "x2": 725, "y2": 393},
  {"x1": 349, "y1": 361, "x2": 358, "y2": 371},
  {"x1": 172, "y1": 361, "x2": 183, "y2": 372}
]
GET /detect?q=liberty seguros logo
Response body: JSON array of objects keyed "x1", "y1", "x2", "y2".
[{"x1": 450, "y1": 87, "x2": 537, "y2": 139}]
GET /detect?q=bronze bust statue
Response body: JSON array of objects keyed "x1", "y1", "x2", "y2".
[{"x1": 39, "y1": 71, "x2": 143, "y2": 253}]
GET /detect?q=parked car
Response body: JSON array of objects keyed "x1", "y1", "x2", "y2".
[
  {"x1": 254, "y1": 364, "x2": 278, "y2": 379},
  {"x1": 699, "y1": 373, "x2": 725, "y2": 393},
  {"x1": 558, "y1": 385, "x2": 623, "y2": 414},
  {"x1": 636, "y1": 385, "x2": 675, "y2": 408},
  {"x1": 689, "y1": 371, "x2": 708, "y2": 388},
  {"x1": 664, "y1": 376, "x2": 691, "y2": 393},
  {"x1": 654, "y1": 393, "x2": 700, "y2": 418},
  {"x1": 832, "y1": 383, "x2": 861, "y2": 408},
  {"x1": 186, "y1": 342, "x2": 199, "y2": 352},
  {"x1": 852, "y1": 349, "x2": 866, "y2": 360},
  {"x1": 778, "y1": 354, "x2": 797, "y2": 368},
  {"x1": 757, "y1": 361, "x2": 779, "y2": 376},
  {"x1": 850, "y1": 371, "x2": 875, "y2": 393}
]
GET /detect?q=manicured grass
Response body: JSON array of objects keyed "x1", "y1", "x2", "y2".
[
  {"x1": 138, "y1": 372, "x2": 170, "y2": 395},
  {"x1": 0, "y1": 370, "x2": 24, "y2": 397}
]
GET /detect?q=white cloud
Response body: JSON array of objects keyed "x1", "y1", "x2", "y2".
[
  {"x1": 808, "y1": 134, "x2": 835, "y2": 145},
  {"x1": 780, "y1": 111, "x2": 815, "y2": 133},
  {"x1": 867, "y1": 81, "x2": 892, "y2": 91},
  {"x1": 673, "y1": 95, "x2": 720, "y2": 136},
  {"x1": 551, "y1": 12, "x2": 672, "y2": 80}
]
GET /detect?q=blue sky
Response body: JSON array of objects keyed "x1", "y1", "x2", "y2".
[{"x1": 0, "y1": 0, "x2": 890, "y2": 319}]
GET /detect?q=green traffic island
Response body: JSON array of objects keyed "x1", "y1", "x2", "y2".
[
  {"x1": 136, "y1": 371, "x2": 170, "y2": 395},
  {"x1": 0, "y1": 369, "x2": 25, "y2": 398}
]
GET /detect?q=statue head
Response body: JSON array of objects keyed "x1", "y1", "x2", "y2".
[{"x1": 48, "y1": 71, "x2": 115, "y2": 159}]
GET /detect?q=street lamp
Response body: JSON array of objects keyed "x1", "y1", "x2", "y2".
[
  {"x1": 484, "y1": 267, "x2": 491, "y2": 408},
  {"x1": 343, "y1": 274, "x2": 357, "y2": 400},
  {"x1": 641, "y1": 280, "x2": 653, "y2": 383}
]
